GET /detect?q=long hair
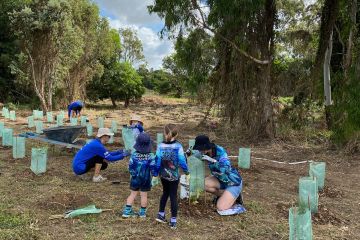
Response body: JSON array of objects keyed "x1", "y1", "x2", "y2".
[{"x1": 164, "y1": 124, "x2": 178, "y2": 142}]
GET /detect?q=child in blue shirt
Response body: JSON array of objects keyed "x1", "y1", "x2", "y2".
[
  {"x1": 129, "y1": 115, "x2": 144, "y2": 139},
  {"x1": 154, "y1": 124, "x2": 189, "y2": 229},
  {"x1": 122, "y1": 132, "x2": 156, "y2": 218}
]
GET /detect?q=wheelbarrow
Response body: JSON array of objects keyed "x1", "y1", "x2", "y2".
[{"x1": 20, "y1": 126, "x2": 86, "y2": 149}]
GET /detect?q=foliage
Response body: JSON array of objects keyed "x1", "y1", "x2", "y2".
[
  {"x1": 87, "y1": 62, "x2": 145, "y2": 108},
  {"x1": 119, "y1": 28, "x2": 145, "y2": 65}
]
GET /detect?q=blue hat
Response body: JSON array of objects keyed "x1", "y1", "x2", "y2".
[{"x1": 134, "y1": 132, "x2": 153, "y2": 153}]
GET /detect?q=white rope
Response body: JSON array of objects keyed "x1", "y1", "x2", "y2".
[{"x1": 228, "y1": 156, "x2": 313, "y2": 165}]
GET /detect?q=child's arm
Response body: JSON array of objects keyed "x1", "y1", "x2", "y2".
[
  {"x1": 149, "y1": 154, "x2": 158, "y2": 176},
  {"x1": 152, "y1": 147, "x2": 162, "y2": 177}
]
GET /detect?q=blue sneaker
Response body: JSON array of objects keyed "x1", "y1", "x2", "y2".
[
  {"x1": 169, "y1": 221, "x2": 177, "y2": 229},
  {"x1": 155, "y1": 214, "x2": 167, "y2": 223},
  {"x1": 122, "y1": 206, "x2": 136, "y2": 218},
  {"x1": 138, "y1": 208, "x2": 147, "y2": 218}
]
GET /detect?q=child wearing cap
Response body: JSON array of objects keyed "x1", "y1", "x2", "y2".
[
  {"x1": 128, "y1": 115, "x2": 144, "y2": 139},
  {"x1": 122, "y1": 132, "x2": 157, "y2": 218},
  {"x1": 153, "y1": 124, "x2": 189, "y2": 229},
  {"x1": 72, "y1": 128, "x2": 130, "y2": 183}
]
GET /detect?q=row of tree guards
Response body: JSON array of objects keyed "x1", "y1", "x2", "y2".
[{"x1": 1, "y1": 106, "x2": 326, "y2": 238}]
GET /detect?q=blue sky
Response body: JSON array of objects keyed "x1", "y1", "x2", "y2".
[{"x1": 93, "y1": 0, "x2": 173, "y2": 69}]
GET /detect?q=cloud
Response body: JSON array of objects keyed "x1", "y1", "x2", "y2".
[
  {"x1": 93, "y1": 0, "x2": 174, "y2": 69},
  {"x1": 107, "y1": 19, "x2": 174, "y2": 69}
]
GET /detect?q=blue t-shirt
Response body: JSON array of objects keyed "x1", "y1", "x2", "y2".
[
  {"x1": 208, "y1": 145, "x2": 242, "y2": 187},
  {"x1": 154, "y1": 140, "x2": 189, "y2": 181},
  {"x1": 68, "y1": 101, "x2": 83, "y2": 117},
  {"x1": 72, "y1": 139, "x2": 126, "y2": 175}
]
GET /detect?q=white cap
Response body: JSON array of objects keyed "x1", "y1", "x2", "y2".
[
  {"x1": 97, "y1": 128, "x2": 114, "y2": 138},
  {"x1": 129, "y1": 115, "x2": 143, "y2": 125}
]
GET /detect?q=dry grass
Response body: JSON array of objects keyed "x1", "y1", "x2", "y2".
[{"x1": 0, "y1": 95, "x2": 359, "y2": 239}]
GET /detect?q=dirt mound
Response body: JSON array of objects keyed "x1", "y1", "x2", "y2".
[
  {"x1": 179, "y1": 198, "x2": 217, "y2": 218},
  {"x1": 319, "y1": 186, "x2": 344, "y2": 198},
  {"x1": 313, "y1": 205, "x2": 348, "y2": 226},
  {"x1": 39, "y1": 193, "x2": 92, "y2": 212}
]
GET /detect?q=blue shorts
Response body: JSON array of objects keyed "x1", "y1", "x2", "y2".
[
  {"x1": 220, "y1": 182, "x2": 242, "y2": 199},
  {"x1": 130, "y1": 176, "x2": 151, "y2": 192}
]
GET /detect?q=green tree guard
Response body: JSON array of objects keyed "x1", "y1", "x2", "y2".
[
  {"x1": 28, "y1": 116, "x2": 35, "y2": 128},
  {"x1": 238, "y1": 148, "x2": 251, "y2": 169},
  {"x1": 35, "y1": 121, "x2": 43, "y2": 134},
  {"x1": 122, "y1": 127, "x2": 135, "y2": 152},
  {"x1": 111, "y1": 120, "x2": 118, "y2": 133},
  {"x1": 97, "y1": 117, "x2": 104, "y2": 128},
  {"x1": 157, "y1": 133, "x2": 164, "y2": 144},
  {"x1": 309, "y1": 162, "x2": 326, "y2": 191},
  {"x1": 9, "y1": 111, "x2": 16, "y2": 121},
  {"x1": 299, "y1": 177, "x2": 318, "y2": 213},
  {"x1": 30, "y1": 148, "x2": 47, "y2": 175},
  {"x1": 289, "y1": 207, "x2": 313, "y2": 240},
  {"x1": 0, "y1": 122, "x2": 4, "y2": 136},
  {"x1": 56, "y1": 114, "x2": 64, "y2": 126},
  {"x1": 1, "y1": 107, "x2": 7, "y2": 117},
  {"x1": 59, "y1": 111, "x2": 65, "y2": 118},
  {"x1": 13, "y1": 137, "x2": 26, "y2": 159},
  {"x1": 188, "y1": 155, "x2": 205, "y2": 202},
  {"x1": 33, "y1": 110, "x2": 43, "y2": 120},
  {"x1": 87, "y1": 124, "x2": 93, "y2": 136},
  {"x1": 80, "y1": 116, "x2": 88, "y2": 126},
  {"x1": 108, "y1": 132, "x2": 114, "y2": 144},
  {"x1": 3, "y1": 108, "x2": 10, "y2": 119},
  {"x1": 70, "y1": 117, "x2": 78, "y2": 126},
  {"x1": 2, "y1": 128, "x2": 13, "y2": 146},
  {"x1": 46, "y1": 112, "x2": 53, "y2": 123}
]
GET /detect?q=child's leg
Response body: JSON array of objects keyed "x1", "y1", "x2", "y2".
[
  {"x1": 126, "y1": 190, "x2": 138, "y2": 206},
  {"x1": 140, "y1": 191, "x2": 148, "y2": 208},
  {"x1": 168, "y1": 179, "x2": 180, "y2": 221},
  {"x1": 159, "y1": 178, "x2": 171, "y2": 213}
]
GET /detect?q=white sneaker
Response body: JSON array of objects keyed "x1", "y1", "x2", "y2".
[{"x1": 92, "y1": 175, "x2": 107, "y2": 183}]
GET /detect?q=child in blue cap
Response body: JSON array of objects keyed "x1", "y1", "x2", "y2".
[{"x1": 122, "y1": 132, "x2": 156, "y2": 218}]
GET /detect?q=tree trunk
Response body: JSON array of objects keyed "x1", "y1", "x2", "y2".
[
  {"x1": 124, "y1": 98, "x2": 130, "y2": 108},
  {"x1": 111, "y1": 97, "x2": 117, "y2": 108}
]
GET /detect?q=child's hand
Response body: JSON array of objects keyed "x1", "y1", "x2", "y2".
[
  {"x1": 151, "y1": 177, "x2": 159, "y2": 186},
  {"x1": 202, "y1": 155, "x2": 217, "y2": 163},
  {"x1": 185, "y1": 174, "x2": 190, "y2": 183}
]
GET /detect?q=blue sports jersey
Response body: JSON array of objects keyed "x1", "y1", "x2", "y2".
[
  {"x1": 154, "y1": 140, "x2": 189, "y2": 181},
  {"x1": 208, "y1": 145, "x2": 242, "y2": 187},
  {"x1": 128, "y1": 152, "x2": 156, "y2": 186}
]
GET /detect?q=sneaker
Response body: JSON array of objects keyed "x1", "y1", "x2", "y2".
[
  {"x1": 92, "y1": 175, "x2": 107, "y2": 183},
  {"x1": 235, "y1": 193, "x2": 244, "y2": 205},
  {"x1": 138, "y1": 208, "x2": 147, "y2": 218},
  {"x1": 155, "y1": 214, "x2": 167, "y2": 223},
  {"x1": 122, "y1": 206, "x2": 136, "y2": 218},
  {"x1": 169, "y1": 221, "x2": 177, "y2": 229}
]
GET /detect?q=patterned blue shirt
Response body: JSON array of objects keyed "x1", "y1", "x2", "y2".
[
  {"x1": 129, "y1": 152, "x2": 156, "y2": 180},
  {"x1": 208, "y1": 145, "x2": 242, "y2": 186},
  {"x1": 154, "y1": 141, "x2": 189, "y2": 181}
]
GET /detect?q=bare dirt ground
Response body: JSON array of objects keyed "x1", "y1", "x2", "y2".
[{"x1": 0, "y1": 95, "x2": 359, "y2": 240}]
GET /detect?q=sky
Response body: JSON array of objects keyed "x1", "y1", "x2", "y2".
[{"x1": 93, "y1": 0, "x2": 173, "y2": 69}]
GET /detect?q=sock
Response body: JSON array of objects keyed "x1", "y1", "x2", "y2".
[
  {"x1": 170, "y1": 217, "x2": 177, "y2": 223},
  {"x1": 158, "y1": 211, "x2": 165, "y2": 217},
  {"x1": 141, "y1": 206, "x2": 147, "y2": 210},
  {"x1": 126, "y1": 205, "x2": 132, "y2": 208}
]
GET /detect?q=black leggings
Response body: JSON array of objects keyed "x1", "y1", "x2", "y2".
[
  {"x1": 159, "y1": 178, "x2": 179, "y2": 218},
  {"x1": 85, "y1": 155, "x2": 108, "y2": 173}
]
